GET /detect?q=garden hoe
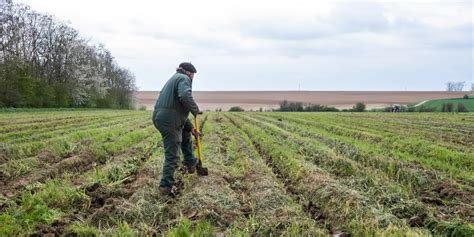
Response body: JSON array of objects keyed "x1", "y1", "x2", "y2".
[{"x1": 194, "y1": 116, "x2": 209, "y2": 176}]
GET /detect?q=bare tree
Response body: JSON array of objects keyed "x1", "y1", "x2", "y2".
[{"x1": 446, "y1": 81, "x2": 465, "y2": 91}]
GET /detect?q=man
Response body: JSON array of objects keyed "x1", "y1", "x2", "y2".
[{"x1": 152, "y1": 62, "x2": 201, "y2": 196}]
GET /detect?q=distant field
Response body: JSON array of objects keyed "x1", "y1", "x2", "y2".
[
  {"x1": 0, "y1": 110, "x2": 472, "y2": 236},
  {"x1": 137, "y1": 91, "x2": 471, "y2": 111},
  {"x1": 415, "y1": 98, "x2": 474, "y2": 112}
]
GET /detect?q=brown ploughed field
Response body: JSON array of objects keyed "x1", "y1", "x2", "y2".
[{"x1": 137, "y1": 91, "x2": 468, "y2": 111}]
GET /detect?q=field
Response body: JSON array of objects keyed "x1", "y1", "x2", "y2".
[
  {"x1": 414, "y1": 98, "x2": 474, "y2": 112},
  {"x1": 0, "y1": 110, "x2": 473, "y2": 236},
  {"x1": 137, "y1": 91, "x2": 471, "y2": 111}
]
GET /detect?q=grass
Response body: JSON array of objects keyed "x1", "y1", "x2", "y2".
[
  {"x1": 258, "y1": 112, "x2": 473, "y2": 182},
  {"x1": 413, "y1": 97, "x2": 474, "y2": 112},
  {"x1": 227, "y1": 112, "x2": 473, "y2": 236},
  {"x1": 0, "y1": 178, "x2": 89, "y2": 236},
  {"x1": 0, "y1": 110, "x2": 472, "y2": 236},
  {"x1": 228, "y1": 114, "x2": 404, "y2": 233},
  {"x1": 199, "y1": 114, "x2": 327, "y2": 235},
  {"x1": 166, "y1": 218, "x2": 214, "y2": 237}
]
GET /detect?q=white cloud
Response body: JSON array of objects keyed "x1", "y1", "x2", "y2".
[{"x1": 16, "y1": 0, "x2": 473, "y2": 91}]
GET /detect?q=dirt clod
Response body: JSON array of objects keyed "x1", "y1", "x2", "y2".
[
  {"x1": 240, "y1": 204, "x2": 252, "y2": 216},
  {"x1": 37, "y1": 150, "x2": 60, "y2": 163},
  {"x1": 408, "y1": 214, "x2": 427, "y2": 227},
  {"x1": 421, "y1": 197, "x2": 444, "y2": 206},
  {"x1": 305, "y1": 201, "x2": 325, "y2": 221},
  {"x1": 32, "y1": 219, "x2": 71, "y2": 237},
  {"x1": 86, "y1": 183, "x2": 111, "y2": 209}
]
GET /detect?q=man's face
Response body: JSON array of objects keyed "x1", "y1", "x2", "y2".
[{"x1": 188, "y1": 72, "x2": 195, "y2": 80}]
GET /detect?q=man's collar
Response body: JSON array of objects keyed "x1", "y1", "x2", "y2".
[{"x1": 176, "y1": 71, "x2": 192, "y2": 81}]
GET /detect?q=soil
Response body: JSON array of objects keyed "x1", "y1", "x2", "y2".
[
  {"x1": 421, "y1": 196, "x2": 444, "y2": 206},
  {"x1": 82, "y1": 146, "x2": 162, "y2": 227},
  {"x1": 86, "y1": 183, "x2": 114, "y2": 209},
  {"x1": 0, "y1": 153, "x2": 7, "y2": 164},
  {"x1": 228, "y1": 115, "x2": 329, "y2": 226},
  {"x1": 51, "y1": 151, "x2": 95, "y2": 176},
  {"x1": 84, "y1": 183, "x2": 134, "y2": 227},
  {"x1": 137, "y1": 91, "x2": 469, "y2": 110},
  {"x1": 2, "y1": 111, "x2": 472, "y2": 236},
  {"x1": 0, "y1": 151, "x2": 96, "y2": 198},
  {"x1": 37, "y1": 150, "x2": 61, "y2": 163},
  {"x1": 433, "y1": 183, "x2": 466, "y2": 200},
  {"x1": 304, "y1": 201, "x2": 325, "y2": 221},
  {"x1": 408, "y1": 213, "x2": 428, "y2": 227},
  {"x1": 31, "y1": 216, "x2": 80, "y2": 237}
]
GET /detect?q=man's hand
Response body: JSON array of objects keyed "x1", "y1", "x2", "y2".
[{"x1": 191, "y1": 128, "x2": 202, "y2": 138}]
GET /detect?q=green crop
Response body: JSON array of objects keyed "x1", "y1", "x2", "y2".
[{"x1": 1, "y1": 110, "x2": 472, "y2": 236}]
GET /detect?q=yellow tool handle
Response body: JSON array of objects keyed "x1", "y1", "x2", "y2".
[{"x1": 194, "y1": 117, "x2": 203, "y2": 162}]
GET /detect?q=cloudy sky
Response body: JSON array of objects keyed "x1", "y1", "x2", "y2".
[{"x1": 18, "y1": 0, "x2": 473, "y2": 91}]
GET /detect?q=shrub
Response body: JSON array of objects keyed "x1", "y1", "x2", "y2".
[
  {"x1": 442, "y1": 103, "x2": 455, "y2": 112},
  {"x1": 457, "y1": 103, "x2": 468, "y2": 112},
  {"x1": 352, "y1": 102, "x2": 366, "y2": 112},
  {"x1": 278, "y1": 100, "x2": 339, "y2": 112},
  {"x1": 446, "y1": 103, "x2": 454, "y2": 112},
  {"x1": 229, "y1": 106, "x2": 245, "y2": 112},
  {"x1": 279, "y1": 100, "x2": 304, "y2": 111},
  {"x1": 463, "y1": 94, "x2": 469, "y2": 99},
  {"x1": 304, "y1": 104, "x2": 339, "y2": 112}
]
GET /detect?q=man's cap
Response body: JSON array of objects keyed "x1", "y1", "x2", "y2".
[{"x1": 179, "y1": 62, "x2": 197, "y2": 73}]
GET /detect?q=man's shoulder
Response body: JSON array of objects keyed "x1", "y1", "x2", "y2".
[{"x1": 171, "y1": 72, "x2": 190, "y2": 81}]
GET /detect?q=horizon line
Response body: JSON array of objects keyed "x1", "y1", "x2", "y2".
[{"x1": 138, "y1": 90, "x2": 473, "y2": 92}]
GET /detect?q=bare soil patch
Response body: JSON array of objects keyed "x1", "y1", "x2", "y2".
[{"x1": 0, "y1": 151, "x2": 95, "y2": 198}]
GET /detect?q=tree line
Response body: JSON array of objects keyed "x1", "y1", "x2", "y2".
[
  {"x1": 277, "y1": 100, "x2": 371, "y2": 112},
  {"x1": 445, "y1": 81, "x2": 474, "y2": 92},
  {"x1": 0, "y1": 0, "x2": 136, "y2": 109},
  {"x1": 277, "y1": 100, "x2": 341, "y2": 112}
]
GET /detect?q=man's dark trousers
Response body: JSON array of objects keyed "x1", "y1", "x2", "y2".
[{"x1": 153, "y1": 120, "x2": 195, "y2": 188}]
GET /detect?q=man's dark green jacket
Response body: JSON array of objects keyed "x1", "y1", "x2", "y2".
[{"x1": 153, "y1": 71, "x2": 199, "y2": 132}]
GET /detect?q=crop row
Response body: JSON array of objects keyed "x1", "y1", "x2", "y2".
[
  {"x1": 0, "y1": 120, "x2": 164, "y2": 236},
  {"x1": 248, "y1": 114, "x2": 473, "y2": 220},
  {"x1": 225, "y1": 114, "x2": 427, "y2": 235},
  {"x1": 256, "y1": 113, "x2": 473, "y2": 182},
  {"x1": 188, "y1": 114, "x2": 328, "y2": 235},
  {"x1": 1, "y1": 114, "x2": 145, "y2": 145},
  {"x1": 243, "y1": 113, "x2": 473, "y2": 222},
  {"x1": 286, "y1": 113, "x2": 473, "y2": 152},
  {"x1": 1, "y1": 111, "x2": 472, "y2": 236},
  {"x1": 0, "y1": 113, "x2": 143, "y2": 143},
  {"x1": 1, "y1": 115, "x2": 150, "y2": 161},
  {"x1": 0, "y1": 110, "x2": 142, "y2": 132},
  {"x1": 226, "y1": 113, "x2": 473, "y2": 236},
  {"x1": 1, "y1": 121, "x2": 157, "y2": 184}
]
